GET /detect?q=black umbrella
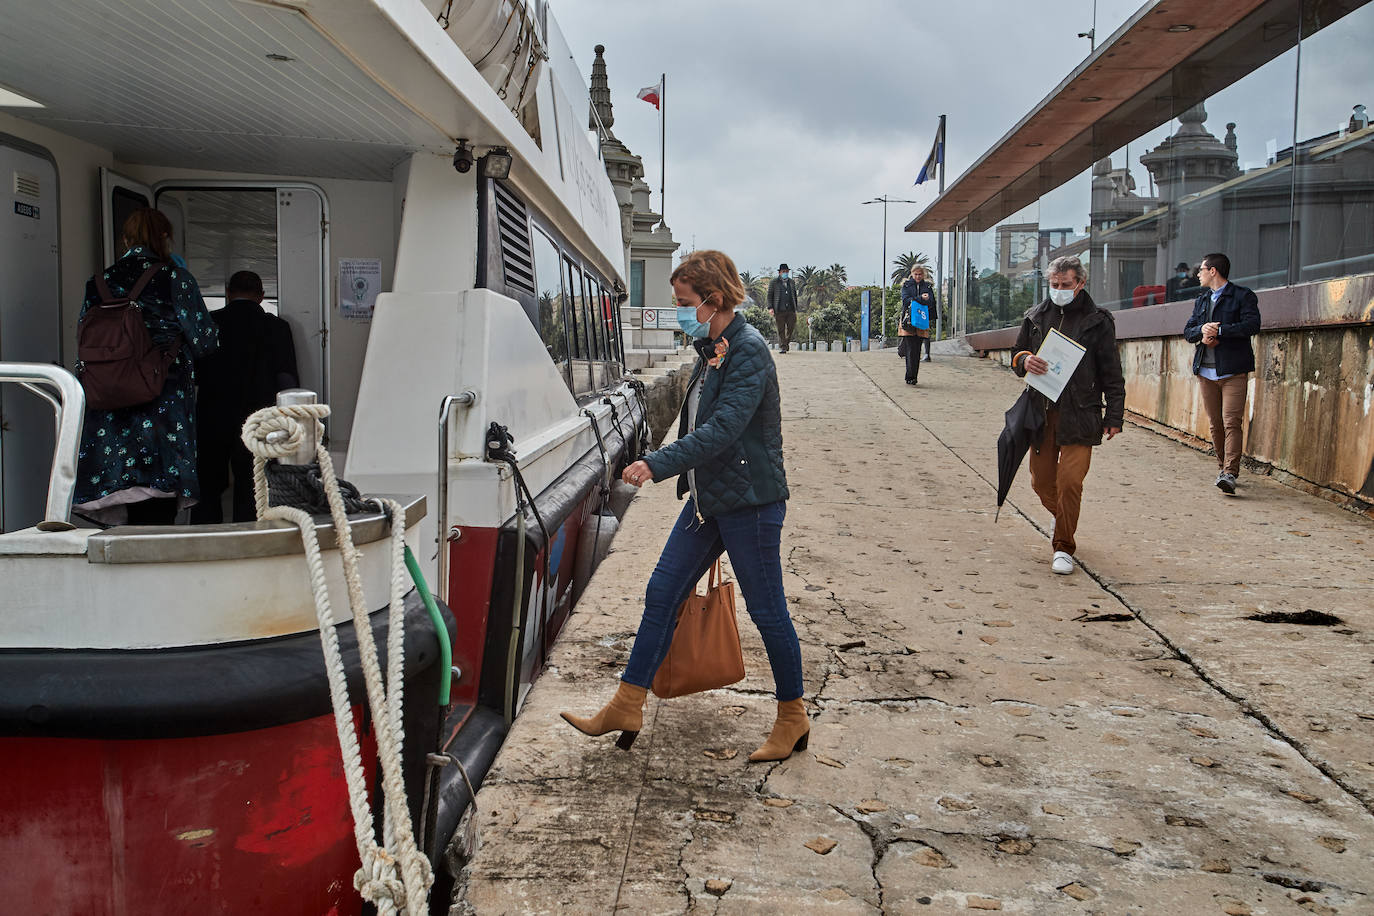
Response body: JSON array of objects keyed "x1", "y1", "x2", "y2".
[{"x1": 995, "y1": 388, "x2": 1045, "y2": 522}]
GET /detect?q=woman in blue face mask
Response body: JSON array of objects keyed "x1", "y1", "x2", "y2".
[{"x1": 562, "y1": 250, "x2": 807, "y2": 762}]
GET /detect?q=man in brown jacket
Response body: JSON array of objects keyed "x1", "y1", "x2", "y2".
[{"x1": 1012, "y1": 256, "x2": 1126, "y2": 575}]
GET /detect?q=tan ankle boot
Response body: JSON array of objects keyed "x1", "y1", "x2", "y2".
[
  {"x1": 560, "y1": 682, "x2": 648, "y2": 750},
  {"x1": 749, "y1": 698, "x2": 810, "y2": 762}
]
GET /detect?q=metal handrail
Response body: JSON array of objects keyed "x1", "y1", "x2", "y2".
[
  {"x1": 0, "y1": 363, "x2": 85, "y2": 531},
  {"x1": 436, "y1": 390, "x2": 478, "y2": 603}
]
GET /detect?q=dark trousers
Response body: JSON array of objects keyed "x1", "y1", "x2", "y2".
[
  {"x1": 901, "y1": 336, "x2": 922, "y2": 382},
  {"x1": 192, "y1": 433, "x2": 257, "y2": 524},
  {"x1": 621, "y1": 499, "x2": 804, "y2": 701},
  {"x1": 776, "y1": 311, "x2": 797, "y2": 352}
]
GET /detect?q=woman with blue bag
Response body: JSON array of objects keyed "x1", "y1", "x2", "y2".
[{"x1": 899, "y1": 266, "x2": 937, "y2": 385}]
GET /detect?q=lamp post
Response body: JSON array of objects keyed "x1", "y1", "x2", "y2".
[{"x1": 861, "y1": 196, "x2": 918, "y2": 342}]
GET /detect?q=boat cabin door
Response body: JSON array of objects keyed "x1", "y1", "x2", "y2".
[
  {"x1": 101, "y1": 179, "x2": 328, "y2": 411},
  {"x1": 0, "y1": 139, "x2": 61, "y2": 532}
]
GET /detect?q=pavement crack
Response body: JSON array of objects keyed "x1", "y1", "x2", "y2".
[{"x1": 829, "y1": 804, "x2": 887, "y2": 912}]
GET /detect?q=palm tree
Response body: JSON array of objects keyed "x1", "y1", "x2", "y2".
[
  {"x1": 795, "y1": 265, "x2": 819, "y2": 309},
  {"x1": 749, "y1": 273, "x2": 772, "y2": 309},
  {"x1": 827, "y1": 263, "x2": 848, "y2": 286},
  {"x1": 810, "y1": 268, "x2": 844, "y2": 306},
  {"x1": 891, "y1": 251, "x2": 931, "y2": 285}
]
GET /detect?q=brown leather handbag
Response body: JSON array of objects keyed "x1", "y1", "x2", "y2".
[{"x1": 651, "y1": 560, "x2": 746, "y2": 699}]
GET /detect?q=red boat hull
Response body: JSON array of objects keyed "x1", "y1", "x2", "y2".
[{"x1": 0, "y1": 715, "x2": 373, "y2": 916}]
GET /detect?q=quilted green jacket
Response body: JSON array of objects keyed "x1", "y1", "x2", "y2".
[{"x1": 644, "y1": 315, "x2": 788, "y2": 516}]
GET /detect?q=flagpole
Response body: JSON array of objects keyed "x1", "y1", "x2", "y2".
[
  {"x1": 935, "y1": 114, "x2": 946, "y2": 341},
  {"x1": 659, "y1": 72, "x2": 666, "y2": 227}
]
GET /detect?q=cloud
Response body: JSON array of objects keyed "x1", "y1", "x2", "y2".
[{"x1": 558, "y1": 0, "x2": 1144, "y2": 283}]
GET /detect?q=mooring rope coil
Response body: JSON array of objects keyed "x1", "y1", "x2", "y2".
[{"x1": 241, "y1": 403, "x2": 432, "y2": 915}]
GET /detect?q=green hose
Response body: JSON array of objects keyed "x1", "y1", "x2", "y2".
[{"x1": 404, "y1": 544, "x2": 452, "y2": 707}]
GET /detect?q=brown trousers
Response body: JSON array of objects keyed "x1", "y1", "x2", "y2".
[
  {"x1": 1198, "y1": 373, "x2": 1248, "y2": 476},
  {"x1": 1029, "y1": 408, "x2": 1093, "y2": 556},
  {"x1": 776, "y1": 311, "x2": 797, "y2": 352}
]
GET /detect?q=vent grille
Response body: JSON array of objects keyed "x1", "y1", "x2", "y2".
[
  {"x1": 492, "y1": 181, "x2": 535, "y2": 295},
  {"x1": 13, "y1": 171, "x2": 40, "y2": 199}
]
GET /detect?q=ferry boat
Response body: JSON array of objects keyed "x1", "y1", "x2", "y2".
[{"x1": 0, "y1": 1, "x2": 645, "y2": 911}]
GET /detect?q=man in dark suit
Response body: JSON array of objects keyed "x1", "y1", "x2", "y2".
[
  {"x1": 1182, "y1": 253, "x2": 1261, "y2": 496},
  {"x1": 192, "y1": 271, "x2": 299, "y2": 523},
  {"x1": 766, "y1": 263, "x2": 800, "y2": 353}
]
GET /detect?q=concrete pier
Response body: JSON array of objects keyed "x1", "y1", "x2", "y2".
[{"x1": 456, "y1": 351, "x2": 1373, "y2": 915}]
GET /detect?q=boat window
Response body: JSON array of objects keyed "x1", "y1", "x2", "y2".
[
  {"x1": 601, "y1": 283, "x2": 622, "y2": 367},
  {"x1": 109, "y1": 186, "x2": 150, "y2": 252},
  {"x1": 531, "y1": 228, "x2": 572, "y2": 392},
  {"x1": 157, "y1": 188, "x2": 279, "y2": 300},
  {"x1": 581, "y1": 269, "x2": 606, "y2": 361},
  {"x1": 564, "y1": 256, "x2": 594, "y2": 394}
]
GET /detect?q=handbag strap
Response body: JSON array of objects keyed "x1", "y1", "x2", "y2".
[{"x1": 708, "y1": 558, "x2": 724, "y2": 589}]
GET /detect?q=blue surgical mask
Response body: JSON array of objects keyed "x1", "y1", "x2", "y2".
[
  {"x1": 779, "y1": 271, "x2": 789, "y2": 279},
  {"x1": 676, "y1": 305, "x2": 712, "y2": 338}
]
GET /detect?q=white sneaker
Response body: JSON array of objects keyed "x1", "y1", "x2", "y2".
[{"x1": 1051, "y1": 551, "x2": 1074, "y2": 575}]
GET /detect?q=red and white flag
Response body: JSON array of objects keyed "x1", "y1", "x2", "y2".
[{"x1": 637, "y1": 79, "x2": 662, "y2": 110}]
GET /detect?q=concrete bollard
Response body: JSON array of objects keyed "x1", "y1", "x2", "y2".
[{"x1": 831, "y1": 339, "x2": 842, "y2": 352}]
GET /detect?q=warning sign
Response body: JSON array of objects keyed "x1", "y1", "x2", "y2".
[{"x1": 642, "y1": 308, "x2": 656, "y2": 328}]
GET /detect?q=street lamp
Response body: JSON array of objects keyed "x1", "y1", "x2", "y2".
[{"x1": 861, "y1": 196, "x2": 918, "y2": 343}]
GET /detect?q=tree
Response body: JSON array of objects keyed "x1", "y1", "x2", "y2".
[
  {"x1": 749, "y1": 272, "x2": 773, "y2": 309},
  {"x1": 826, "y1": 263, "x2": 848, "y2": 285},
  {"x1": 809, "y1": 302, "x2": 858, "y2": 341},
  {"x1": 741, "y1": 304, "x2": 777, "y2": 341},
  {"x1": 891, "y1": 251, "x2": 931, "y2": 284},
  {"x1": 795, "y1": 265, "x2": 820, "y2": 309}
]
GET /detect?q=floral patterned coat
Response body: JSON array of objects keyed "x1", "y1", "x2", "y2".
[{"x1": 74, "y1": 247, "x2": 219, "y2": 508}]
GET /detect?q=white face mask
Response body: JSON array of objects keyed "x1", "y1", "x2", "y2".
[{"x1": 1048, "y1": 286, "x2": 1077, "y2": 307}]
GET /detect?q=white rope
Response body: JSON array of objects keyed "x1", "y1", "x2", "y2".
[{"x1": 241, "y1": 404, "x2": 432, "y2": 915}]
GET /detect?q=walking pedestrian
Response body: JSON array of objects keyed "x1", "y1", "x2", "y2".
[
  {"x1": 1012, "y1": 255, "x2": 1125, "y2": 575},
  {"x1": 192, "y1": 270, "x2": 300, "y2": 523},
  {"x1": 73, "y1": 209, "x2": 219, "y2": 525},
  {"x1": 562, "y1": 249, "x2": 807, "y2": 762},
  {"x1": 898, "y1": 266, "x2": 937, "y2": 384},
  {"x1": 1182, "y1": 252, "x2": 1261, "y2": 495},
  {"x1": 767, "y1": 263, "x2": 800, "y2": 353}
]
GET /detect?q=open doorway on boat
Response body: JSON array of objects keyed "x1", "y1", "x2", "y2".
[{"x1": 153, "y1": 184, "x2": 329, "y2": 410}]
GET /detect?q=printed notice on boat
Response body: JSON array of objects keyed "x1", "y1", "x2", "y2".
[
  {"x1": 1026, "y1": 327, "x2": 1086, "y2": 403},
  {"x1": 339, "y1": 258, "x2": 381, "y2": 321}
]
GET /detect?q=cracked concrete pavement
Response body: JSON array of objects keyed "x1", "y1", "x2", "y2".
[{"x1": 456, "y1": 351, "x2": 1374, "y2": 915}]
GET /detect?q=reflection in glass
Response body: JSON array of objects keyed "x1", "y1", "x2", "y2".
[
  {"x1": 1295, "y1": 2, "x2": 1374, "y2": 283},
  {"x1": 565, "y1": 258, "x2": 594, "y2": 394},
  {"x1": 531, "y1": 229, "x2": 572, "y2": 392}
]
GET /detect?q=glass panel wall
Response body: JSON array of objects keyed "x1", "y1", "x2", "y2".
[
  {"x1": 1294, "y1": 1, "x2": 1374, "y2": 283},
  {"x1": 951, "y1": 0, "x2": 1374, "y2": 332}
]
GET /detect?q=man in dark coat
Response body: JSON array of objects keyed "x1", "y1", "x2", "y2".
[
  {"x1": 766, "y1": 263, "x2": 800, "y2": 353},
  {"x1": 192, "y1": 271, "x2": 299, "y2": 523},
  {"x1": 1166, "y1": 261, "x2": 1201, "y2": 302},
  {"x1": 1012, "y1": 255, "x2": 1126, "y2": 576},
  {"x1": 1182, "y1": 252, "x2": 1261, "y2": 495}
]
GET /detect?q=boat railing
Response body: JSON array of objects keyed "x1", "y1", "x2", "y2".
[
  {"x1": 437, "y1": 389, "x2": 479, "y2": 603},
  {"x1": 0, "y1": 363, "x2": 84, "y2": 532}
]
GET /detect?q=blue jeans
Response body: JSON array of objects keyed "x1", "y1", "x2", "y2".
[{"x1": 622, "y1": 499, "x2": 804, "y2": 701}]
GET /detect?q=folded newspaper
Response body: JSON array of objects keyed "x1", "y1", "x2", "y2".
[{"x1": 1026, "y1": 327, "x2": 1086, "y2": 403}]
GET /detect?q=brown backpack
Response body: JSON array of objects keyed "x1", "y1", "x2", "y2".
[{"x1": 77, "y1": 263, "x2": 182, "y2": 410}]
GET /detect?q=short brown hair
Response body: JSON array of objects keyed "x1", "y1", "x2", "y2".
[
  {"x1": 121, "y1": 208, "x2": 174, "y2": 261},
  {"x1": 670, "y1": 250, "x2": 746, "y2": 309}
]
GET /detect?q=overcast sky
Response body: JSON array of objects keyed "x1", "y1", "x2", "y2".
[{"x1": 558, "y1": 0, "x2": 1145, "y2": 286}]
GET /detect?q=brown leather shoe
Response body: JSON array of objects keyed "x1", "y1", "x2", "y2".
[
  {"x1": 748, "y1": 698, "x2": 810, "y2": 762},
  {"x1": 560, "y1": 681, "x2": 648, "y2": 750}
]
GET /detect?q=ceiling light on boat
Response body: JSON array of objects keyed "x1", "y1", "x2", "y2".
[
  {"x1": 265, "y1": 53, "x2": 295, "y2": 62},
  {"x1": 1166, "y1": 24, "x2": 1194, "y2": 32},
  {"x1": 1082, "y1": 96, "x2": 1103, "y2": 102},
  {"x1": 0, "y1": 84, "x2": 43, "y2": 108},
  {"x1": 482, "y1": 146, "x2": 513, "y2": 180},
  {"x1": 1025, "y1": 142, "x2": 1044, "y2": 147}
]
